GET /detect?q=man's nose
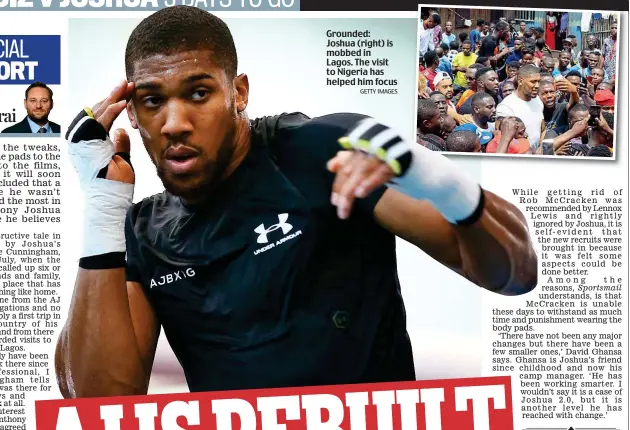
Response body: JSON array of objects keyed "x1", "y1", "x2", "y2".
[{"x1": 161, "y1": 99, "x2": 194, "y2": 138}]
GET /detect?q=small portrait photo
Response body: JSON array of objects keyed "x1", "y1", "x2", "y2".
[{"x1": 1, "y1": 82, "x2": 60, "y2": 136}]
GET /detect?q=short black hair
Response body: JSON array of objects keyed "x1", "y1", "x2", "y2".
[
  {"x1": 25, "y1": 82, "x2": 53, "y2": 100},
  {"x1": 450, "y1": 40, "x2": 460, "y2": 50},
  {"x1": 523, "y1": 31, "x2": 533, "y2": 38},
  {"x1": 477, "y1": 18, "x2": 485, "y2": 26},
  {"x1": 125, "y1": 6, "x2": 238, "y2": 79},
  {"x1": 424, "y1": 50, "x2": 439, "y2": 66},
  {"x1": 459, "y1": 32, "x2": 468, "y2": 42},
  {"x1": 471, "y1": 91, "x2": 494, "y2": 107},
  {"x1": 432, "y1": 13, "x2": 441, "y2": 25},
  {"x1": 587, "y1": 145, "x2": 612, "y2": 157},
  {"x1": 475, "y1": 66, "x2": 494, "y2": 81},
  {"x1": 568, "y1": 103, "x2": 588, "y2": 119},
  {"x1": 417, "y1": 99, "x2": 439, "y2": 123},
  {"x1": 447, "y1": 130, "x2": 478, "y2": 152},
  {"x1": 475, "y1": 56, "x2": 489, "y2": 65},
  {"x1": 566, "y1": 70, "x2": 582, "y2": 79},
  {"x1": 429, "y1": 91, "x2": 445, "y2": 98},
  {"x1": 495, "y1": 20, "x2": 509, "y2": 33},
  {"x1": 567, "y1": 34, "x2": 576, "y2": 39},
  {"x1": 538, "y1": 78, "x2": 555, "y2": 89},
  {"x1": 542, "y1": 56, "x2": 555, "y2": 66},
  {"x1": 462, "y1": 39, "x2": 472, "y2": 47},
  {"x1": 513, "y1": 36, "x2": 523, "y2": 43},
  {"x1": 518, "y1": 64, "x2": 540, "y2": 78},
  {"x1": 440, "y1": 42, "x2": 450, "y2": 51},
  {"x1": 535, "y1": 38, "x2": 546, "y2": 49},
  {"x1": 507, "y1": 61, "x2": 520, "y2": 69}
]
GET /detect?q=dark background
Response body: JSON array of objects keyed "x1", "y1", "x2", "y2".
[{"x1": 301, "y1": 0, "x2": 627, "y2": 11}]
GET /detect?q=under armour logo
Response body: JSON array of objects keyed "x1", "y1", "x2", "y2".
[{"x1": 254, "y1": 214, "x2": 293, "y2": 244}]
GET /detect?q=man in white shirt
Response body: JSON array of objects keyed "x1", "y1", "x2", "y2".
[
  {"x1": 418, "y1": 14, "x2": 436, "y2": 57},
  {"x1": 496, "y1": 64, "x2": 544, "y2": 150}
]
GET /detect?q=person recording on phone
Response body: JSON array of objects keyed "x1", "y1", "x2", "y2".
[{"x1": 56, "y1": 6, "x2": 538, "y2": 398}]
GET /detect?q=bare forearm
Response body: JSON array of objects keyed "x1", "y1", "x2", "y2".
[
  {"x1": 56, "y1": 269, "x2": 148, "y2": 398},
  {"x1": 452, "y1": 190, "x2": 537, "y2": 294}
]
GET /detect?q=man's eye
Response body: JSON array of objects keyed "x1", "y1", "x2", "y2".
[
  {"x1": 191, "y1": 90, "x2": 209, "y2": 100},
  {"x1": 142, "y1": 96, "x2": 163, "y2": 107}
]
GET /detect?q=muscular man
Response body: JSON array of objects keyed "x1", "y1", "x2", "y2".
[
  {"x1": 458, "y1": 67, "x2": 499, "y2": 115},
  {"x1": 56, "y1": 6, "x2": 537, "y2": 398}
]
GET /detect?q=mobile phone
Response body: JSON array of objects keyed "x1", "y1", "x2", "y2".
[{"x1": 588, "y1": 105, "x2": 601, "y2": 126}]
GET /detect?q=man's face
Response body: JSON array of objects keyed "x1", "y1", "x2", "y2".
[
  {"x1": 484, "y1": 24, "x2": 490, "y2": 33},
  {"x1": 462, "y1": 43, "x2": 472, "y2": 55},
  {"x1": 474, "y1": 96, "x2": 496, "y2": 122},
  {"x1": 541, "y1": 58, "x2": 555, "y2": 73},
  {"x1": 588, "y1": 53, "x2": 599, "y2": 69},
  {"x1": 465, "y1": 68, "x2": 477, "y2": 89},
  {"x1": 437, "y1": 78, "x2": 454, "y2": 99},
  {"x1": 601, "y1": 104, "x2": 614, "y2": 114},
  {"x1": 514, "y1": 120, "x2": 527, "y2": 139},
  {"x1": 587, "y1": 35, "x2": 597, "y2": 48},
  {"x1": 24, "y1": 87, "x2": 53, "y2": 123},
  {"x1": 569, "y1": 110, "x2": 589, "y2": 135},
  {"x1": 520, "y1": 22, "x2": 526, "y2": 32},
  {"x1": 591, "y1": 68, "x2": 604, "y2": 86},
  {"x1": 521, "y1": 53, "x2": 535, "y2": 65},
  {"x1": 445, "y1": 22, "x2": 453, "y2": 32},
  {"x1": 559, "y1": 52, "x2": 571, "y2": 68},
  {"x1": 480, "y1": 70, "x2": 499, "y2": 95},
  {"x1": 507, "y1": 66, "x2": 518, "y2": 78},
  {"x1": 514, "y1": 39, "x2": 523, "y2": 51},
  {"x1": 502, "y1": 82, "x2": 515, "y2": 98},
  {"x1": 519, "y1": 73, "x2": 541, "y2": 98},
  {"x1": 611, "y1": 24, "x2": 617, "y2": 39},
  {"x1": 426, "y1": 16, "x2": 435, "y2": 28},
  {"x1": 127, "y1": 49, "x2": 249, "y2": 201},
  {"x1": 430, "y1": 93, "x2": 448, "y2": 115},
  {"x1": 567, "y1": 75, "x2": 581, "y2": 87},
  {"x1": 562, "y1": 41, "x2": 573, "y2": 52},
  {"x1": 539, "y1": 83, "x2": 557, "y2": 108},
  {"x1": 424, "y1": 110, "x2": 442, "y2": 134}
]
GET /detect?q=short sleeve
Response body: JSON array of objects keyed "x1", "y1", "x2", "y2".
[
  {"x1": 496, "y1": 100, "x2": 514, "y2": 118},
  {"x1": 124, "y1": 205, "x2": 143, "y2": 284}
]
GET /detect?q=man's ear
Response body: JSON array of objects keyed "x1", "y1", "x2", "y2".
[
  {"x1": 126, "y1": 101, "x2": 138, "y2": 129},
  {"x1": 233, "y1": 73, "x2": 249, "y2": 113}
]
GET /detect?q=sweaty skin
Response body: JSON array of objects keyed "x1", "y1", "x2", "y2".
[{"x1": 57, "y1": 49, "x2": 538, "y2": 398}]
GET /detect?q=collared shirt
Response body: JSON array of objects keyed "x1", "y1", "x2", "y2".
[
  {"x1": 418, "y1": 24, "x2": 435, "y2": 56},
  {"x1": 27, "y1": 117, "x2": 52, "y2": 134}
]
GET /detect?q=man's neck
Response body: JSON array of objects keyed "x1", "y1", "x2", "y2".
[
  {"x1": 473, "y1": 116, "x2": 487, "y2": 129},
  {"x1": 516, "y1": 89, "x2": 531, "y2": 102},
  {"x1": 28, "y1": 116, "x2": 48, "y2": 127},
  {"x1": 222, "y1": 116, "x2": 252, "y2": 182}
]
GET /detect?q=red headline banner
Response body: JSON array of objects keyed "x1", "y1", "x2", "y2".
[{"x1": 35, "y1": 376, "x2": 513, "y2": 430}]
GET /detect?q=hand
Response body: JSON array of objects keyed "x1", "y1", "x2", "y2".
[
  {"x1": 499, "y1": 116, "x2": 521, "y2": 141},
  {"x1": 419, "y1": 89, "x2": 431, "y2": 99},
  {"x1": 556, "y1": 79, "x2": 577, "y2": 94},
  {"x1": 91, "y1": 80, "x2": 136, "y2": 184},
  {"x1": 578, "y1": 85, "x2": 589, "y2": 96},
  {"x1": 555, "y1": 142, "x2": 572, "y2": 155},
  {"x1": 570, "y1": 118, "x2": 589, "y2": 137},
  {"x1": 327, "y1": 151, "x2": 394, "y2": 219},
  {"x1": 508, "y1": 46, "x2": 515, "y2": 53}
]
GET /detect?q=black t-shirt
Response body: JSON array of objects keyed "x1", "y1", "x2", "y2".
[
  {"x1": 543, "y1": 102, "x2": 569, "y2": 134},
  {"x1": 125, "y1": 112, "x2": 416, "y2": 392}
]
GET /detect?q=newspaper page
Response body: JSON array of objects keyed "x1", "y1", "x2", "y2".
[{"x1": 0, "y1": 0, "x2": 626, "y2": 429}]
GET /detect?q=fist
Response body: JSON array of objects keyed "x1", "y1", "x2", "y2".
[{"x1": 327, "y1": 151, "x2": 394, "y2": 219}]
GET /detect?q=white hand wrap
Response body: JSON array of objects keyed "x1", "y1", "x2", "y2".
[
  {"x1": 67, "y1": 111, "x2": 134, "y2": 257},
  {"x1": 339, "y1": 118, "x2": 482, "y2": 224}
]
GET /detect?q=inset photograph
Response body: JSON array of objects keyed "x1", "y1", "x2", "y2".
[{"x1": 416, "y1": 7, "x2": 619, "y2": 158}]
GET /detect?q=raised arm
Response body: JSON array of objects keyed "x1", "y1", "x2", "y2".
[
  {"x1": 55, "y1": 81, "x2": 160, "y2": 398},
  {"x1": 331, "y1": 119, "x2": 537, "y2": 295}
]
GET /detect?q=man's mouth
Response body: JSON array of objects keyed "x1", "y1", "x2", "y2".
[{"x1": 163, "y1": 145, "x2": 201, "y2": 175}]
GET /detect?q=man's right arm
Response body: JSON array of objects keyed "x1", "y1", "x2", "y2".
[{"x1": 55, "y1": 80, "x2": 160, "y2": 398}]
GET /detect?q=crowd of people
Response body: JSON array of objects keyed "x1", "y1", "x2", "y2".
[{"x1": 417, "y1": 12, "x2": 617, "y2": 157}]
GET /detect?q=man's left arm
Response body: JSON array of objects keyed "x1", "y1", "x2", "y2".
[{"x1": 330, "y1": 123, "x2": 537, "y2": 295}]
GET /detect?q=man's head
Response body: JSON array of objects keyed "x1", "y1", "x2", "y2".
[
  {"x1": 588, "y1": 52, "x2": 600, "y2": 69},
  {"x1": 521, "y1": 49, "x2": 535, "y2": 65},
  {"x1": 471, "y1": 92, "x2": 496, "y2": 124},
  {"x1": 558, "y1": 51, "x2": 572, "y2": 69},
  {"x1": 566, "y1": 70, "x2": 582, "y2": 87},
  {"x1": 532, "y1": 27, "x2": 544, "y2": 39},
  {"x1": 519, "y1": 22, "x2": 526, "y2": 33},
  {"x1": 417, "y1": 99, "x2": 442, "y2": 135},
  {"x1": 591, "y1": 111, "x2": 614, "y2": 147},
  {"x1": 579, "y1": 49, "x2": 591, "y2": 67},
  {"x1": 540, "y1": 56, "x2": 555, "y2": 73},
  {"x1": 517, "y1": 64, "x2": 541, "y2": 100},
  {"x1": 509, "y1": 19, "x2": 516, "y2": 30},
  {"x1": 611, "y1": 21, "x2": 618, "y2": 40},
  {"x1": 462, "y1": 40, "x2": 472, "y2": 55},
  {"x1": 597, "y1": 82, "x2": 614, "y2": 93},
  {"x1": 24, "y1": 82, "x2": 53, "y2": 125},
  {"x1": 594, "y1": 89, "x2": 615, "y2": 113},
  {"x1": 507, "y1": 61, "x2": 520, "y2": 78},
  {"x1": 445, "y1": 21, "x2": 453, "y2": 33},
  {"x1": 476, "y1": 67, "x2": 499, "y2": 96},
  {"x1": 568, "y1": 103, "x2": 589, "y2": 132},
  {"x1": 586, "y1": 34, "x2": 598, "y2": 49},
  {"x1": 424, "y1": 50, "x2": 439, "y2": 69},
  {"x1": 523, "y1": 30, "x2": 533, "y2": 40},
  {"x1": 432, "y1": 14, "x2": 441, "y2": 27},
  {"x1": 501, "y1": 80, "x2": 516, "y2": 98},
  {"x1": 535, "y1": 38, "x2": 545, "y2": 51},
  {"x1": 440, "y1": 115, "x2": 457, "y2": 139},
  {"x1": 568, "y1": 34, "x2": 578, "y2": 47},
  {"x1": 513, "y1": 37, "x2": 523, "y2": 52},
  {"x1": 434, "y1": 73, "x2": 454, "y2": 99},
  {"x1": 124, "y1": 6, "x2": 248, "y2": 202},
  {"x1": 446, "y1": 130, "x2": 481, "y2": 152},
  {"x1": 561, "y1": 38, "x2": 573, "y2": 52},
  {"x1": 538, "y1": 80, "x2": 557, "y2": 109},
  {"x1": 429, "y1": 91, "x2": 448, "y2": 115},
  {"x1": 459, "y1": 32, "x2": 468, "y2": 44},
  {"x1": 440, "y1": 42, "x2": 450, "y2": 52},
  {"x1": 477, "y1": 18, "x2": 485, "y2": 29},
  {"x1": 587, "y1": 144, "x2": 612, "y2": 157},
  {"x1": 591, "y1": 67, "x2": 605, "y2": 87},
  {"x1": 475, "y1": 56, "x2": 490, "y2": 67},
  {"x1": 435, "y1": 47, "x2": 444, "y2": 58},
  {"x1": 483, "y1": 23, "x2": 490, "y2": 34},
  {"x1": 539, "y1": 72, "x2": 554, "y2": 86},
  {"x1": 450, "y1": 40, "x2": 459, "y2": 51},
  {"x1": 465, "y1": 64, "x2": 481, "y2": 90},
  {"x1": 424, "y1": 14, "x2": 435, "y2": 28}
]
